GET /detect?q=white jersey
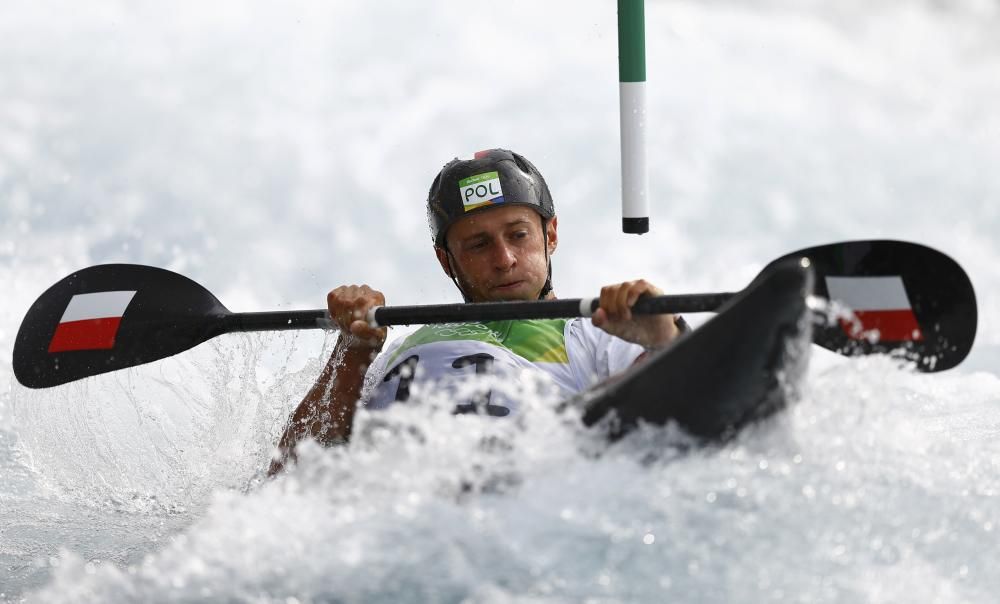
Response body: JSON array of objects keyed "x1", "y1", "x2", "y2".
[{"x1": 361, "y1": 318, "x2": 644, "y2": 416}]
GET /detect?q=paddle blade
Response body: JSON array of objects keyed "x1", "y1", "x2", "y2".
[
  {"x1": 771, "y1": 240, "x2": 977, "y2": 372},
  {"x1": 13, "y1": 264, "x2": 231, "y2": 389}
]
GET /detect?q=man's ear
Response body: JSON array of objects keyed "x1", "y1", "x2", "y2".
[
  {"x1": 434, "y1": 246, "x2": 453, "y2": 277},
  {"x1": 546, "y1": 215, "x2": 558, "y2": 255}
]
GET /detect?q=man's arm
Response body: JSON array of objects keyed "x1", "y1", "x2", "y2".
[
  {"x1": 266, "y1": 339, "x2": 378, "y2": 475},
  {"x1": 267, "y1": 285, "x2": 387, "y2": 476}
]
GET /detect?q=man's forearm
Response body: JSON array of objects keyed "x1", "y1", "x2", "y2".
[{"x1": 269, "y1": 338, "x2": 379, "y2": 474}]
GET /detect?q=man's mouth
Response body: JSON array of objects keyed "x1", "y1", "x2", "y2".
[{"x1": 492, "y1": 280, "x2": 524, "y2": 291}]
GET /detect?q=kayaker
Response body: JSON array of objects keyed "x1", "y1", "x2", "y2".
[{"x1": 269, "y1": 148, "x2": 686, "y2": 475}]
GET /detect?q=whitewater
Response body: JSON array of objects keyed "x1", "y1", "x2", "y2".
[{"x1": 2, "y1": 0, "x2": 999, "y2": 601}]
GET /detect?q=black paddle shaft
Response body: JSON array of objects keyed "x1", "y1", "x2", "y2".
[
  {"x1": 367, "y1": 293, "x2": 737, "y2": 327},
  {"x1": 219, "y1": 293, "x2": 738, "y2": 330},
  {"x1": 223, "y1": 310, "x2": 329, "y2": 332}
]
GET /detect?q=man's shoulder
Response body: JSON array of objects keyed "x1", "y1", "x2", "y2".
[{"x1": 564, "y1": 316, "x2": 613, "y2": 344}]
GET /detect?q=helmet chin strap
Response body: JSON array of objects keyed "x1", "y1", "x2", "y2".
[
  {"x1": 443, "y1": 219, "x2": 553, "y2": 303},
  {"x1": 537, "y1": 225, "x2": 553, "y2": 299},
  {"x1": 443, "y1": 246, "x2": 475, "y2": 304}
]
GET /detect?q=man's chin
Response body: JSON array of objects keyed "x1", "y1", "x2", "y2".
[{"x1": 484, "y1": 283, "x2": 536, "y2": 302}]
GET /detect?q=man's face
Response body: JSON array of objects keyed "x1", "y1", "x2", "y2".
[{"x1": 436, "y1": 204, "x2": 558, "y2": 302}]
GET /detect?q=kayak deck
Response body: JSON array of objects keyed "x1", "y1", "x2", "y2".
[{"x1": 578, "y1": 259, "x2": 814, "y2": 441}]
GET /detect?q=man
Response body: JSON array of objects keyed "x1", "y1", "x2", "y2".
[{"x1": 269, "y1": 149, "x2": 685, "y2": 475}]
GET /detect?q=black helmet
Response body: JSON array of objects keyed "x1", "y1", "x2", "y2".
[{"x1": 427, "y1": 148, "x2": 555, "y2": 247}]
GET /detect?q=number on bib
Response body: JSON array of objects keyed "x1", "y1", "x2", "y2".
[
  {"x1": 451, "y1": 353, "x2": 509, "y2": 417},
  {"x1": 383, "y1": 355, "x2": 420, "y2": 402}
]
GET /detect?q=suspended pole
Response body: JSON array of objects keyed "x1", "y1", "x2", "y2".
[{"x1": 618, "y1": 0, "x2": 649, "y2": 234}]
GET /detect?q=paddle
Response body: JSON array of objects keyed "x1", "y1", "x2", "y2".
[{"x1": 12, "y1": 240, "x2": 976, "y2": 389}]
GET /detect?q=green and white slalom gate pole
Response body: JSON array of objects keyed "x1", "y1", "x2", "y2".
[{"x1": 618, "y1": 0, "x2": 648, "y2": 234}]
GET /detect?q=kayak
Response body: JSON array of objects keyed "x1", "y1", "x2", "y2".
[{"x1": 577, "y1": 258, "x2": 814, "y2": 441}]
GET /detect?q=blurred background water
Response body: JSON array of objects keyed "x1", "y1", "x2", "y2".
[{"x1": 1, "y1": 0, "x2": 998, "y2": 601}]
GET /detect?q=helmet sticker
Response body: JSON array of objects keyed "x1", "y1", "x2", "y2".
[{"x1": 458, "y1": 171, "x2": 505, "y2": 212}]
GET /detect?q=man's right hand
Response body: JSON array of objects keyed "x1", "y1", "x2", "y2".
[{"x1": 328, "y1": 284, "x2": 387, "y2": 350}]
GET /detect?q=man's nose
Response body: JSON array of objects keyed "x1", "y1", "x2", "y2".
[{"x1": 493, "y1": 241, "x2": 517, "y2": 270}]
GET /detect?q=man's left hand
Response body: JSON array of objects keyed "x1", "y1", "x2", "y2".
[{"x1": 591, "y1": 279, "x2": 680, "y2": 349}]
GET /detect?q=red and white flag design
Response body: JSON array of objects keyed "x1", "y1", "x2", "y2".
[
  {"x1": 825, "y1": 276, "x2": 923, "y2": 341},
  {"x1": 48, "y1": 291, "x2": 137, "y2": 353}
]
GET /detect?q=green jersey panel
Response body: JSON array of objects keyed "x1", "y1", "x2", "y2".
[{"x1": 386, "y1": 319, "x2": 570, "y2": 367}]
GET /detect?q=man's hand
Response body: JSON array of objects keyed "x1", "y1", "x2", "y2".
[
  {"x1": 328, "y1": 284, "x2": 387, "y2": 350},
  {"x1": 591, "y1": 279, "x2": 680, "y2": 349}
]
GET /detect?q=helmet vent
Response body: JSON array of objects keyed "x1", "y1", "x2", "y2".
[{"x1": 511, "y1": 152, "x2": 534, "y2": 175}]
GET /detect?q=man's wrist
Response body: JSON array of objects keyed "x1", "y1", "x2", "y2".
[
  {"x1": 333, "y1": 334, "x2": 383, "y2": 363},
  {"x1": 643, "y1": 315, "x2": 688, "y2": 352},
  {"x1": 340, "y1": 329, "x2": 384, "y2": 348}
]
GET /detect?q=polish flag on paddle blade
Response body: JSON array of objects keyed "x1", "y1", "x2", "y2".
[
  {"x1": 48, "y1": 291, "x2": 137, "y2": 353},
  {"x1": 825, "y1": 276, "x2": 923, "y2": 341}
]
